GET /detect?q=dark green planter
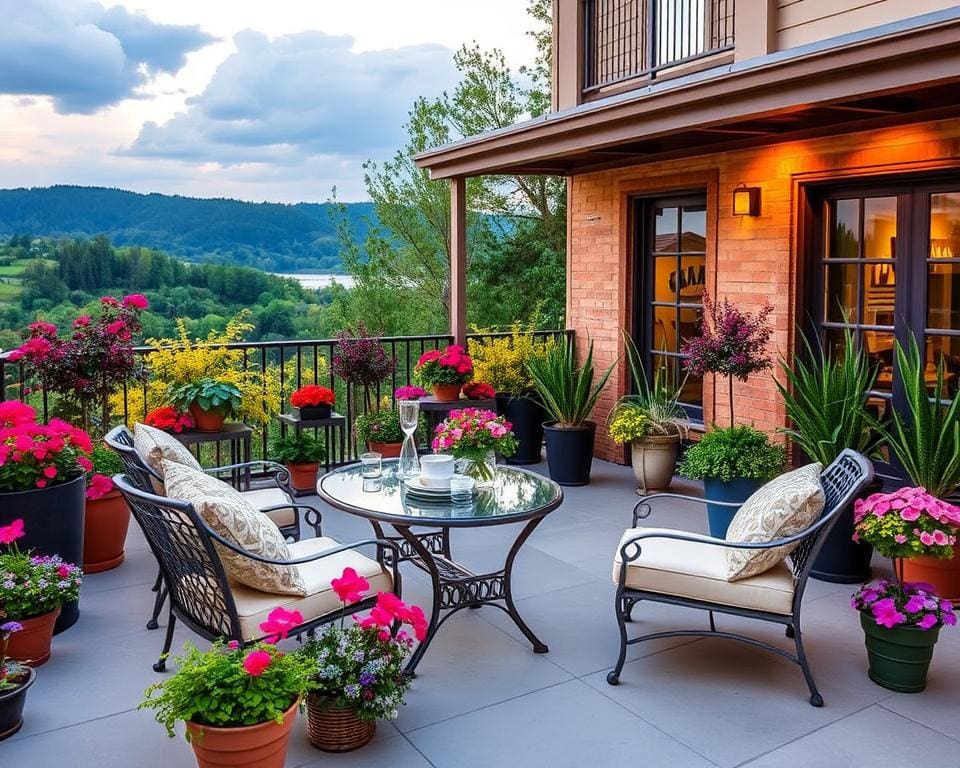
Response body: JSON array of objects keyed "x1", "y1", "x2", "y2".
[
  {"x1": 702, "y1": 477, "x2": 762, "y2": 538},
  {"x1": 860, "y1": 611, "x2": 940, "y2": 693}
]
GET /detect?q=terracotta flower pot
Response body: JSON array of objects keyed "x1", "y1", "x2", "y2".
[
  {"x1": 6, "y1": 608, "x2": 61, "y2": 667},
  {"x1": 185, "y1": 698, "x2": 299, "y2": 768},
  {"x1": 901, "y1": 549, "x2": 960, "y2": 602},
  {"x1": 0, "y1": 667, "x2": 36, "y2": 741},
  {"x1": 431, "y1": 383, "x2": 462, "y2": 402},
  {"x1": 630, "y1": 434, "x2": 680, "y2": 493},
  {"x1": 189, "y1": 403, "x2": 227, "y2": 433},
  {"x1": 83, "y1": 490, "x2": 131, "y2": 573},
  {"x1": 367, "y1": 441, "x2": 402, "y2": 458},
  {"x1": 285, "y1": 462, "x2": 319, "y2": 493},
  {"x1": 305, "y1": 693, "x2": 375, "y2": 752}
]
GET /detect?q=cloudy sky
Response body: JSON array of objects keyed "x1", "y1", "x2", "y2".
[{"x1": 0, "y1": 0, "x2": 536, "y2": 202}]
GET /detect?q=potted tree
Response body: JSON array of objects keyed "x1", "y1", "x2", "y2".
[
  {"x1": 414, "y1": 344, "x2": 474, "y2": 402},
  {"x1": 331, "y1": 324, "x2": 396, "y2": 415},
  {"x1": 269, "y1": 433, "x2": 326, "y2": 493},
  {"x1": 0, "y1": 400, "x2": 90, "y2": 633},
  {"x1": 777, "y1": 329, "x2": 885, "y2": 582},
  {"x1": 298, "y1": 568, "x2": 424, "y2": 752},
  {"x1": 82, "y1": 444, "x2": 131, "y2": 573},
  {"x1": 851, "y1": 486, "x2": 958, "y2": 692},
  {"x1": 679, "y1": 294, "x2": 782, "y2": 535},
  {"x1": 678, "y1": 426, "x2": 786, "y2": 537},
  {"x1": 0, "y1": 518, "x2": 83, "y2": 665},
  {"x1": 469, "y1": 328, "x2": 553, "y2": 464},
  {"x1": 355, "y1": 396, "x2": 405, "y2": 458},
  {"x1": 290, "y1": 384, "x2": 336, "y2": 420},
  {"x1": 140, "y1": 607, "x2": 311, "y2": 768},
  {"x1": 0, "y1": 621, "x2": 35, "y2": 741},
  {"x1": 608, "y1": 335, "x2": 689, "y2": 493},
  {"x1": 876, "y1": 337, "x2": 960, "y2": 599},
  {"x1": 527, "y1": 338, "x2": 617, "y2": 486}
]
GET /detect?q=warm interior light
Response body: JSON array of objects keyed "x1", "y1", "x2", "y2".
[{"x1": 732, "y1": 185, "x2": 760, "y2": 216}]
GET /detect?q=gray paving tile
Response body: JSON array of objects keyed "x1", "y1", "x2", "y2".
[
  {"x1": 741, "y1": 704, "x2": 960, "y2": 767},
  {"x1": 293, "y1": 734, "x2": 433, "y2": 768},
  {"x1": 406, "y1": 679, "x2": 716, "y2": 768}
]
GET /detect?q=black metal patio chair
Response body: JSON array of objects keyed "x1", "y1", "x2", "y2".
[
  {"x1": 607, "y1": 449, "x2": 873, "y2": 706},
  {"x1": 112, "y1": 474, "x2": 402, "y2": 672},
  {"x1": 105, "y1": 425, "x2": 323, "y2": 629}
]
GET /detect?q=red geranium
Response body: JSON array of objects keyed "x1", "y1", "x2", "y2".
[
  {"x1": 291, "y1": 385, "x2": 335, "y2": 408},
  {"x1": 144, "y1": 406, "x2": 194, "y2": 433},
  {"x1": 462, "y1": 381, "x2": 495, "y2": 400}
]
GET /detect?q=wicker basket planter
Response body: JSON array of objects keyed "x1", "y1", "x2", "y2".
[{"x1": 305, "y1": 693, "x2": 375, "y2": 752}]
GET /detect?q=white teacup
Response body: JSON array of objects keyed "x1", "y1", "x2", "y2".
[{"x1": 419, "y1": 454, "x2": 455, "y2": 487}]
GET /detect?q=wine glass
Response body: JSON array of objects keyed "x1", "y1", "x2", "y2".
[{"x1": 397, "y1": 399, "x2": 421, "y2": 479}]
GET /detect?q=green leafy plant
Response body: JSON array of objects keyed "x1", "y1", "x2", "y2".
[
  {"x1": 874, "y1": 336, "x2": 960, "y2": 499},
  {"x1": 679, "y1": 425, "x2": 787, "y2": 483},
  {"x1": 526, "y1": 337, "x2": 617, "y2": 428},
  {"x1": 140, "y1": 607, "x2": 314, "y2": 740},
  {"x1": 355, "y1": 398, "x2": 404, "y2": 444},
  {"x1": 169, "y1": 378, "x2": 243, "y2": 417},
  {"x1": 777, "y1": 329, "x2": 885, "y2": 466},
  {"x1": 611, "y1": 333, "x2": 689, "y2": 437},
  {"x1": 0, "y1": 519, "x2": 83, "y2": 620},
  {"x1": 269, "y1": 433, "x2": 326, "y2": 465}
]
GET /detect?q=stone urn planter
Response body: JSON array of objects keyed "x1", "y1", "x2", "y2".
[
  {"x1": 185, "y1": 698, "x2": 300, "y2": 768},
  {"x1": 82, "y1": 490, "x2": 131, "y2": 573},
  {"x1": 630, "y1": 434, "x2": 680, "y2": 493},
  {"x1": 0, "y1": 667, "x2": 36, "y2": 741},
  {"x1": 0, "y1": 474, "x2": 85, "y2": 633}
]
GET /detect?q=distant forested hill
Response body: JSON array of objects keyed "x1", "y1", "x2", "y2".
[{"x1": 0, "y1": 186, "x2": 375, "y2": 272}]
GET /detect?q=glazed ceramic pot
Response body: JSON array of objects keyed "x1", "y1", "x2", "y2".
[
  {"x1": 630, "y1": 434, "x2": 680, "y2": 493},
  {"x1": 543, "y1": 421, "x2": 596, "y2": 486}
]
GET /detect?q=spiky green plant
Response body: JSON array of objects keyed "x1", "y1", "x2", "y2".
[
  {"x1": 776, "y1": 328, "x2": 884, "y2": 466},
  {"x1": 610, "y1": 333, "x2": 689, "y2": 437},
  {"x1": 526, "y1": 337, "x2": 617, "y2": 428},
  {"x1": 875, "y1": 336, "x2": 960, "y2": 499}
]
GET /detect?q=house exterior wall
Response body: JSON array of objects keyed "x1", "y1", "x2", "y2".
[{"x1": 567, "y1": 116, "x2": 960, "y2": 463}]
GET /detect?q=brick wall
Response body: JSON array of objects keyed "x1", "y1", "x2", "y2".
[{"x1": 567, "y1": 117, "x2": 960, "y2": 463}]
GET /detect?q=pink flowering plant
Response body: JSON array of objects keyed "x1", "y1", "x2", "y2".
[
  {"x1": 140, "y1": 606, "x2": 313, "y2": 739},
  {"x1": 297, "y1": 567, "x2": 424, "y2": 720},
  {"x1": 0, "y1": 518, "x2": 83, "y2": 621},
  {"x1": 8, "y1": 294, "x2": 148, "y2": 435},
  {"x1": 394, "y1": 385, "x2": 427, "y2": 401},
  {"x1": 432, "y1": 408, "x2": 518, "y2": 482},
  {"x1": 414, "y1": 345, "x2": 474, "y2": 387},
  {"x1": 0, "y1": 400, "x2": 93, "y2": 492},
  {"x1": 852, "y1": 487, "x2": 960, "y2": 631}
]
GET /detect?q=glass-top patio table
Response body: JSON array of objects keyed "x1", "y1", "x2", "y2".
[{"x1": 317, "y1": 460, "x2": 563, "y2": 674}]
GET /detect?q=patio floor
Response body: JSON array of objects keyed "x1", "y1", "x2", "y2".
[{"x1": 4, "y1": 459, "x2": 958, "y2": 767}]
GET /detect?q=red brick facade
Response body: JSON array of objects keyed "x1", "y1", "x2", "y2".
[{"x1": 567, "y1": 117, "x2": 960, "y2": 463}]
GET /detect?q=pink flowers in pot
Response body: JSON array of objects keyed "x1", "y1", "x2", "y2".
[
  {"x1": 852, "y1": 579, "x2": 956, "y2": 631},
  {"x1": 0, "y1": 401, "x2": 93, "y2": 492},
  {"x1": 431, "y1": 408, "x2": 517, "y2": 460},
  {"x1": 415, "y1": 345, "x2": 474, "y2": 387},
  {"x1": 394, "y1": 385, "x2": 427, "y2": 401},
  {"x1": 853, "y1": 487, "x2": 960, "y2": 560}
]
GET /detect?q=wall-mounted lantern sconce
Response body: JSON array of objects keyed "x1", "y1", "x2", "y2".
[{"x1": 732, "y1": 184, "x2": 761, "y2": 216}]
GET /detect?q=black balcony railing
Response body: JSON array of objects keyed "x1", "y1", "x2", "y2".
[
  {"x1": 0, "y1": 330, "x2": 572, "y2": 464},
  {"x1": 583, "y1": 0, "x2": 735, "y2": 94}
]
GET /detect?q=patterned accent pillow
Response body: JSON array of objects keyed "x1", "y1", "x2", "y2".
[
  {"x1": 162, "y1": 460, "x2": 306, "y2": 596},
  {"x1": 725, "y1": 463, "x2": 825, "y2": 582},
  {"x1": 134, "y1": 422, "x2": 202, "y2": 478}
]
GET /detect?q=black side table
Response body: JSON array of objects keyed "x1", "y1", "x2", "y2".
[
  {"x1": 277, "y1": 412, "x2": 348, "y2": 473},
  {"x1": 175, "y1": 422, "x2": 253, "y2": 489}
]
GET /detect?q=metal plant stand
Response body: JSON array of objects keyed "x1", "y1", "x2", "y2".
[{"x1": 317, "y1": 461, "x2": 563, "y2": 675}]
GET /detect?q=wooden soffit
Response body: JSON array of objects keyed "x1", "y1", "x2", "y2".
[{"x1": 414, "y1": 14, "x2": 960, "y2": 179}]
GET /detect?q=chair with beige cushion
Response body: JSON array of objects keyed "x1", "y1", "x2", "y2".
[
  {"x1": 112, "y1": 473, "x2": 400, "y2": 672},
  {"x1": 607, "y1": 450, "x2": 873, "y2": 706}
]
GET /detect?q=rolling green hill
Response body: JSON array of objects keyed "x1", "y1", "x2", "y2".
[{"x1": 0, "y1": 186, "x2": 376, "y2": 273}]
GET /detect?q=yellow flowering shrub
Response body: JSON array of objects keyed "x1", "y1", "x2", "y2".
[
  {"x1": 608, "y1": 406, "x2": 649, "y2": 444},
  {"x1": 112, "y1": 312, "x2": 286, "y2": 426},
  {"x1": 469, "y1": 325, "x2": 555, "y2": 394}
]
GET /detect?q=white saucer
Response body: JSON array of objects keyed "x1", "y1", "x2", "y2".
[{"x1": 403, "y1": 476, "x2": 452, "y2": 495}]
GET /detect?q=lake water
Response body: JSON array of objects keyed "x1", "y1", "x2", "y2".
[{"x1": 275, "y1": 273, "x2": 356, "y2": 290}]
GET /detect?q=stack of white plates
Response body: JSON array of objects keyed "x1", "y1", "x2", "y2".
[{"x1": 403, "y1": 476, "x2": 457, "y2": 500}]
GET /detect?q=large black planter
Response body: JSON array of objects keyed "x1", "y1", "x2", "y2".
[
  {"x1": 810, "y1": 477, "x2": 881, "y2": 584},
  {"x1": 543, "y1": 421, "x2": 596, "y2": 486},
  {"x1": 496, "y1": 394, "x2": 544, "y2": 465},
  {"x1": 702, "y1": 477, "x2": 763, "y2": 538},
  {"x1": 0, "y1": 474, "x2": 85, "y2": 633},
  {"x1": 0, "y1": 667, "x2": 35, "y2": 741}
]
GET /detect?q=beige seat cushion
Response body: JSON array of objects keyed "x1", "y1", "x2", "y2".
[
  {"x1": 134, "y1": 422, "x2": 202, "y2": 482},
  {"x1": 240, "y1": 487, "x2": 296, "y2": 529},
  {"x1": 231, "y1": 537, "x2": 393, "y2": 640},
  {"x1": 725, "y1": 463, "x2": 825, "y2": 581},
  {"x1": 612, "y1": 528, "x2": 796, "y2": 615},
  {"x1": 162, "y1": 460, "x2": 306, "y2": 596}
]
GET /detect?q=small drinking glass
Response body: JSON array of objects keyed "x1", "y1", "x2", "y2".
[
  {"x1": 449, "y1": 474, "x2": 475, "y2": 502},
  {"x1": 360, "y1": 452, "x2": 382, "y2": 478}
]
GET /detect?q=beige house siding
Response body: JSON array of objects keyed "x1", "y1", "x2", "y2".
[{"x1": 777, "y1": 0, "x2": 958, "y2": 49}]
